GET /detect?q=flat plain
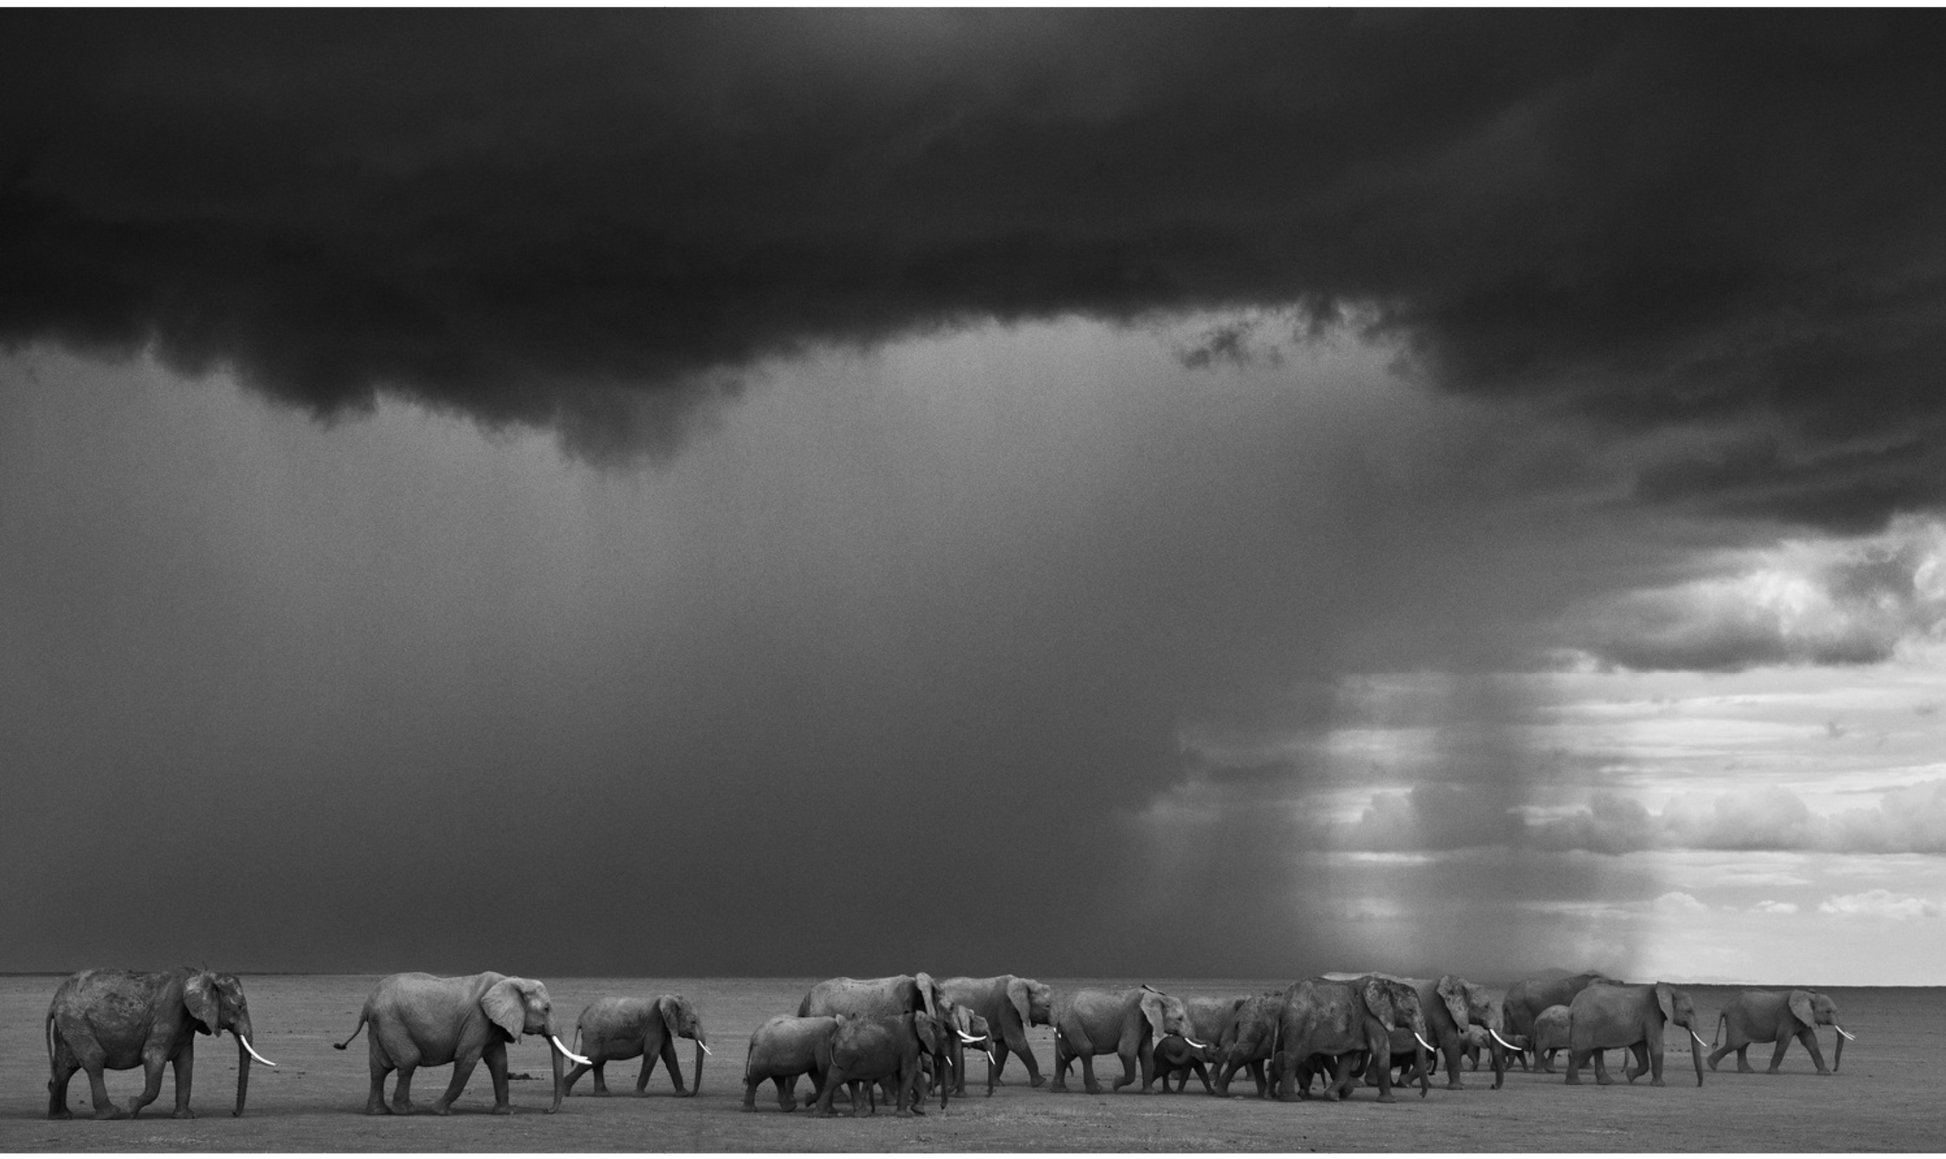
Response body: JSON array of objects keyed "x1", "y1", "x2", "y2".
[{"x1": 1, "y1": 974, "x2": 1938, "y2": 1152}]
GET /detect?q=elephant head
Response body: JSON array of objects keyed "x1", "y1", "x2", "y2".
[
  {"x1": 659, "y1": 994, "x2": 711, "y2": 1092},
  {"x1": 181, "y1": 972, "x2": 277, "y2": 1117},
  {"x1": 1788, "y1": 989, "x2": 1850, "y2": 1071},
  {"x1": 481, "y1": 977, "x2": 580, "y2": 1113},
  {"x1": 1654, "y1": 982, "x2": 1707, "y2": 1087},
  {"x1": 1139, "y1": 986, "x2": 1200, "y2": 1047},
  {"x1": 913, "y1": 972, "x2": 942, "y2": 1020},
  {"x1": 1008, "y1": 976, "x2": 1054, "y2": 1029},
  {"x1": 1360, "y1": 976, "x2": 1432, "y2": 1097},
  {"x1": 912, "y1": 1012, "x2": 953, "y2": 1110}
]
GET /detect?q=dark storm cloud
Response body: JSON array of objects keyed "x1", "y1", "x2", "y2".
[{"x1": 5, "y1": 9, "x2": 1946, "y2": 514}]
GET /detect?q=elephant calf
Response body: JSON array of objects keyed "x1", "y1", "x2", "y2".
[
  {"x1": 1152, "y1": 1035, "x2": 1218, "y2": 1094},
  {"x1": 743, "y1": 1015, "x2": 839, "y2": 1112}
]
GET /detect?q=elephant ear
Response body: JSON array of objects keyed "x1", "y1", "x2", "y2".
[
  {"x1": 1654, "y1": 983, "x2": 1676, "y2": 1025},
  {"x1": 482, "y1": 978, "x2": 528, "y2": 1041},
  {"x1": 1436, "y1": 976, "x2": 1469, "y2": 1029},
  {"x1": 1361, "y1": 977, "x2": 1396, "y2": 1029},
  {"x1": 658, "y1": 995, "x2": 684, "y2": 1037},
  {"x1": 1788, "y1": 989, "x2": 1816, "y2": 1028},
  {"x1": 182, "y1": 972, "x2": 222, "y2": 1035},
  {"x1": 1139, "y1": 989, "x2": 1168, "y2": 1039},
  {"x1": 913, "y1": 972, "x2": 939, "y2": 1019},
  {"x1": 1006, "y1": 977, "x2": 1034, "y2": 1032}
]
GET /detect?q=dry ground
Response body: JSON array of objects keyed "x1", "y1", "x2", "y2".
[{"x1": 1, "y1": 974, "x2": 1938, "y2": 1151}]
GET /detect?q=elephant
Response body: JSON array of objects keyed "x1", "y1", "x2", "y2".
[
  {"x1": 561, "y1": 994, "x2": 710, "y2": 1097},
  {"x1": 1458, "y1": 1025, "x2": 1490, "y2": 1071},
  {"x1": 1274, "y1": 976, "x2": 1433, "y2": 1103},
  {"x1": 1050, "y1": 985, "x2": 1199, "y2": 1094},
  {"x1": 1152, "y1": 1034, "x2": 1219, "y2": 1094},
  {"x1": 799, "y1": 973, "x2": 943, "y2": 1021},
  {"x1": 333, "y1": 971, "x2": 590, "y2": 1115},
  {"x1": 1413, "y1": 974, "x2": 1519, "y2": 1090},
  {"x1": 741, "y1": 1015, "x2": 840, "y2": 1112},
  {"x1": 1708, "y1": 989, "x2": 1852, "y2": 1075},
  {"x1": 943, "y1": 1007, "x2": 996, "y2": 1096},
  {"x1": 1565, "y1": 981, "x2": 1706, "y2": 1087},
  {"x1": 938, "y1": 974, "x2": 1055, "y2": 1092},
  {"x1": 46, "y1": 967, "x2": 277, "y2": 1120},
  {"x1": 1532, "y1": 1004, "x2": 1573, "y2": 1061},
  {"x1": 1503, "y1": 972, "x2": 1618, "y2": 1073},
  {"x1": 812, "y1": 1012, "x2": 951, "y2": 1117},
  {"x1": 1213, "y1": 990, "x2": 1284, "y2": 1097}
]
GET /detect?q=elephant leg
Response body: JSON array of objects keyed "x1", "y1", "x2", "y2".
[
  {"x1": 365, "y1": 1058, "x2": 394, "y2": 1115},
  {"x1": 1113, "y1": 1039, "x2": 1143, "y2": 1092},
  {"x1": 1624, "y1": 1042, "x2": 1649, "y2": 1082},
  {"x1": 741, "y1": 1074, "x2": 759, "y2": 1111},
  {"x1": 1647, "y1": 1040, "x2": 1666, "y2": 1086},
  {"x1": 561, "y1": 1058, "x2": 593, "y2": 1095},
  {"x1": 47, "y1": 1044, "x2": 80, "y2": 1120},
  {"x1": 430, "y1": 1057, "x2": 473, "y2": 1115},
  {"x1": 588, "y1": 1059, "x2": 610, "y2": 1094},
  {"x1": 1735, "y1": 1044, "x2": 1754, "y2": 1073},
  {"x1": 1593, "y1": 1048, "x2": 1616, "y2": 1085},
  {"x1": 1797, "y1": 1027, "x2": 1830, "y2": 1074},
  {"x1": 1706, "y1": 1038, "x2": 1733, "y2": 1071},
  {"x1": 1080, "y1": 1052, "x2": 1106, "y2": 1096},
  {"x1": 771, "y1": 1075, "x2": 794, "y2": 1111},
  {"x1": 483, "y1": 1043, "x2": 513, "y2": 1113},
  {"x1": 1010, "y1": 1028, "x2": 1046, "y2": 1087},
  {"x1": 655, "y1": 1036, "x2": 686, "y2": 1094},
  {"x1": 1193, "y1": 1060, "x2": 1214, "y2": 1094},
  {"x1": 171, "y1": 1050, "x2": 196, "y2": 1118},
  {"x1": 393, "y1": 1063, "x2": 422, "y2": 1115},
  {"x1": 1563, "y1": 1049, "x2": 1586, "y2": 1085},
  {"x1": 1249, "y1": 1059, "x2": 1267, "y2": 1097},
  {"x1": 1768, "y1": 1035, "x2": 1793, "y2": 1074},
  {"x1": 128, "y1": 1053, "x2": 168, "y2": 1118},
  {"x1": 1443, "y1": 1037, "x2": 1465, "y2": 1089},
  {"x1": 81, "y1": 1063, "x2": 126, "y2": 1120}
]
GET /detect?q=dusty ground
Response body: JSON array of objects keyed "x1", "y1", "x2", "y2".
[{"x1": 0, "y1": 974, "x2": 1937, "y2": 1151}]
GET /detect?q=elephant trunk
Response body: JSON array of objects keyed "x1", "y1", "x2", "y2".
[
  {"x1": 692, "y1": 1036, "x2": 707, "y2": 1095},
  {"x1": 233, "y1": 1032, "x2": 251, "y2": 1117},
  {"x1": 1688, "y1": 1027, "x2": 1705, "y2": 1087},
  {"x1": 1833, "y1": 1026, "x2": 1846, "y2": 1072},
  {"x1": 546, "y1": 1017, "x2": 566, "y2": 1113}
]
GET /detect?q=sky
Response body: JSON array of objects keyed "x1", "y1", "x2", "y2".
[{"x1": 4, "y1": 11, "x2": 1946, "y2": 986}]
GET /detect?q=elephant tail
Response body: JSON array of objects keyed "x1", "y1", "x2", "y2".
[
  {"x1": 45, "y1": 1006, "x2": 56, "y2": 1073},
  {"x1": 1711, "y1": 1012, "x2": 1725, "y2": 1050},
  {"x1": 333, "y1": 1009, "x2": 369, "y2": 1051}
]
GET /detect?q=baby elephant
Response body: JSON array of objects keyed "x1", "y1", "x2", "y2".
[
  {"x1": 1152, "y1": 1034, "x2": 1219, "y2": 1094},
  {"x1": 813, "y1": 1013, "x2": 948, "y2": 1117},
  {"x1": 563, "y1": 995, "x2": 710, "y2": 1097},
  {"x1": 743, "y1": 1015, "x2": 840, "y2": 1112}
]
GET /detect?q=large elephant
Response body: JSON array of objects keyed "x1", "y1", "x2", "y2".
[
  {"x1": 1213, "y1": 990, "x2": 1284, "y2": 1097},
  {"x1": 46, "y1": 967, "x2": 277, "y2": 1120},
  {"x1": 799, "y1": 973, "x2": 943, "y2": 1020},
  {"x1": 1565, "y1": 981, "x2": 1706, "y2": 1088},
  {"x1": 1274, "y1": 976, "x2": 1433, "y2": 1103},
  {"x1": 1050, "y1": 985, "x2": 1199, "y2": 1094},
  {"x1": 333, "y1": 971, "x2": 590, "y2": 1115},
  {"x1": 938, "y1": 974, "x2": 1054, "y2": 1092},
  {"x1": 561, "y1": 994, "x2": 710, "y2": 1097},
  {"x1": 1708, "y1": 989, "x2": 1852, "y2": 1075},
  {"x1": 742, "y1": 1015, "x2": 840, "y2": 1112},
  {"x1": 1503, "y1": 972, "x2": 1618, "y2": 1072},
  {"x1": 1414, "y1": 975, "x2": 1518, "y2": 1090}
]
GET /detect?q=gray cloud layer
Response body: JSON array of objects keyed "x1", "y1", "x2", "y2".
[{"x1": 6, "y1": 12, "x2": 1946, "y2": 523}]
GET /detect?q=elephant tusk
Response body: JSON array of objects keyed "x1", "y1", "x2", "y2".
[
  {"x1": 1687, "y1": 1029, "x2": 1708, "y2": 1049},
  {"x1": 1489, "y1": 1028, "x2": 1520, "y2": 1053},
  {"x1": 239, "y1": 1036, "x2": 278, "y2": 1068},
  {"x1": 552, "y1": 1035, "x2": 594, "y2": 1067},
  {"x1": 1836, "y1": 1026, "x2": 1856, "y2": 1042},
  {"x1": 957, "y1": 1031, "x2": 984, "y2": 1044},
  {"x1": 1185, "y1": 1037, "x2": 1209, "y2": 1050},
  {"x1": 697, "y1": 1039, "x2": 714, "y2": 1055},
  {"x1": 1414, "y1": 1032, "x2": 1437, "y2": 1055}
]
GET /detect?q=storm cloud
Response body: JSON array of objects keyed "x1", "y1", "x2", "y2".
[{"x1": 5, "y1": 10, "x2": 1946, "y2": 525}]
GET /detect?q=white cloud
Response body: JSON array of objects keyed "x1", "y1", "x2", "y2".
[
  {"x1": 1816, "y1": 889, "x2": 1941, "y2": 920},
  {"x1": 1529, "y1": 781, "x2": 1946, "y2": 855},
  {"x1": 1752, "y1": 900, "x2": 1799, "y2": 914},
  {"x1": 1565, "y1": 516, "x2": 1946, "y2": 672},
  {"x1": 1653, "y1": 891, "x2": 1709, "y2": 913}
]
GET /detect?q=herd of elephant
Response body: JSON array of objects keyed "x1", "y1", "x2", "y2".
[{"x1": 41, "y1": 965, "x2": 1856, "y2": 1122}]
